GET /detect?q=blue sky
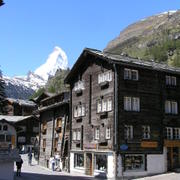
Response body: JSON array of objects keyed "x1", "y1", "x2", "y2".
[{"x1": 0, "y1": 0, "x2": 180, "y2": 77}]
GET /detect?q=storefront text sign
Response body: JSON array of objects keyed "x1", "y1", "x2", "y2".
[
  {"x1": 120, "y1": 144, "x2": 128, "y2": 151},
  {"x1": 141, "y1": 141, "x2": 158, "y2": 148},
  {"x1": 84, "y1": 143, "x2": 97, "y2": 149},
  {"x1": 164, "y1": 140, "x2": 180, "y2": 147}
]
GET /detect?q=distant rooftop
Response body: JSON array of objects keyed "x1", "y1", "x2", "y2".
[
  {"x1": 6, "y1": 98, "x2": 36, "y2": 107},
  {"x1": 0, "y1": 115, "x2": 32, "y2": 123}
]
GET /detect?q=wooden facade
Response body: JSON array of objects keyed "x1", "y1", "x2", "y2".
[
  {"x1": 65, "y1": 48, "x2": 180, "y2": 178},
  {"x1": 38, "y1": 92, "x2": 69, "y2": 171}
]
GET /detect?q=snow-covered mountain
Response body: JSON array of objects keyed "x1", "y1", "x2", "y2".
[
  {"x1": 4, "y1": 46, "x2": 68, "y2": 99},
  {"x1": 35, "y1": 46, "x2": 68, "y2": 81}
]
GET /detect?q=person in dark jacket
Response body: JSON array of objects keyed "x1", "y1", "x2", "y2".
[{"x1": 16, "y1": 158, "x2": 23, "y2": 176}]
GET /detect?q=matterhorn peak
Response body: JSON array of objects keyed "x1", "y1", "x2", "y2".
[{"x1": 34, "y1": 46, "x2": 68, "y2": 81}]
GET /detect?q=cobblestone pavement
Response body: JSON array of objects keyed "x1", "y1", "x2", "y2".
[{"x1": 14, "y1": 154, "x2": 93, "y2": 180}]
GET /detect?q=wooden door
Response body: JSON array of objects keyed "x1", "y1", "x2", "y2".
[{"x1": 86, "y1": 153, "x2": 93, "y2": 176}]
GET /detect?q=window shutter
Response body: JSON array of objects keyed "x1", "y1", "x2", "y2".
[{"x1": 107, "y1": 99, "x2": 112, "y2": 111}]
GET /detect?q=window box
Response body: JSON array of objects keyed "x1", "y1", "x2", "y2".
[
  {"x1": 100, "y1": 81, "x2": 109, "y2": 89},
  {"x1": 99, "y1": 111, "x2": 108, "y2": 119},
  {"x1": 75, "y1": 89, "x2": 83, "y2": 96},
  {"x1": 76, "y1": 118, "x2": 82, "y2": 123}
]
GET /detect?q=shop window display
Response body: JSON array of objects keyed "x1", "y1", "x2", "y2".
[
  {"x1": 125, "y1": 155, "x2": 144, "y2": 171},
  {"x1": 95, "y1": 154, "x2": 107, "y2": 171},
  {"x1": 74, "y1": 153, "x2": 84, "y2": 168}
]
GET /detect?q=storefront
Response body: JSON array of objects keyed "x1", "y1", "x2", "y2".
[
  {"x1": 164, "y1": 140, "x2": 180, "y2": 170},
  {"x1": 70, "y1": 151, "x2": 115, "y2": 178},
  {"x1": 117, "y1": 151, "x2": 167, "y2": 178}
]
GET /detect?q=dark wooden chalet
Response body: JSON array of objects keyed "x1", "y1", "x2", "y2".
[
  {"x1": 65, "y1": 48, "x2": 180, "y2": 178},
  {"x1": 38, "y1": 92, "x2": 70, "y2": 171}
]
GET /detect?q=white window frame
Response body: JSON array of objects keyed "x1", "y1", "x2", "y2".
[
  {"x1": 74, "y1": 80, "x2": 85, "y2": 91},
  {"x1": 77, "y1": 130, "x2": 81, "y2": 141},
  {"x1": 124, "y1": 125, "x2": 133, "y2": 140},
  {"x1": 166, "y1": 75, "x2": 176, "y2": 86},
  {"x1": 97, "y1": 98, "x2": 112, "y2": 113},
  {"x1": 95, "y1": 127, "x2": 100, "y2": 140},
  {"x1": 73, "y1": 131, "x2": 77, "y2": 141},
  {"x1": 124, "y1": 68, "x2": 139, "y2": 80},
  {"x1": 165, "y1": 100, "x2": 178, "y2": 115},
  {"x1": 166, "y1": 127, "x2": 173, "y2": 140},
  {"x1": 73, "y1": 104, "x2": 86, "y2": 118},
  {"x1": 106, "y1": 127, "x2": 111, "y2": 139},
  {"x1": 98, "y1": 71, "x2": 112, "y2": 84},
  {"x1": 124, "y1": 97, "x2": 140, "y2": 112},
  {"x1": 174, "y1": 128, "x2": 180, "y2": 140},
  {"x1": 142, "y1": 125, "x2": 150, "y2": 139}
]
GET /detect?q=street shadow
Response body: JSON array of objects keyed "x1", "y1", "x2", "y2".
[{"x1": 14, "y1": 172, "x2": 94, "y2": 180}]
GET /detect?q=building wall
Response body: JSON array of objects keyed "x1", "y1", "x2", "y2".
[{"x1": 71, "y1": 56, "x2": 114, "y2": 152}]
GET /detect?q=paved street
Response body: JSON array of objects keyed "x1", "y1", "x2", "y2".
[
  {"x1": 135, "y1": 172, "x2": 180, "y2": 180},
  {"x1": 14, "y1": 154, "x2": 180, "y2": 180},
  {"x1": 14, "y1": 154, "x2": 93, "y2": 180}
]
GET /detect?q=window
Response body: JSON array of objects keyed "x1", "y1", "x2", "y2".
[
  {"x1": 166, "y1": 75, "x2": 176, "y2": 86},
  {"x1": 125, "y1": 155, "x2": 145, "y2": 171},
  {"x1": 73, "y1": 131, "x2": 77, "y2": 141},
  {"x1": 74, "y1": 104, "x2": 86, "y2": 117},
  {"x1": 72, "y1": 129, "x2": 81, "y2": 141},
  {"x1": 0, "y1": 134, "x2": 5, "y2": 142},
  {"x1": 3, "y1": 125, "x2": 8, "y2": 131},
  {"x1": 95, "y1": 127, "x2": 100, "y2": 140},
  {"x1": 124, "y1": 68, "x2": 138, "y2": 80},
  {"x1": 98, "y1": 71, "x2": 112, "y2": 84},
  {"x1": 95, "y1": 154, "x2": 107, "y2": 171},
  {"x1": 106, "y1": 127, "x2": 111, "y2": 139},
  {"x1": 165, "y1": 101, "x2": 178, "y2": 115},
  {"x1": 124, "y1": 125, "x2": 133, "y2": 140},
  {"x1": 166, "y1": 127, "x2": 173, "y2": 139},
  {"x1": 97, "y1": 98, "x2": 112, "y2": 113},
  {"x1": 74, "y1": 81, "x2": 85, "y2": 91},
  {"x1": 74, "y1": 153, "x2": 84, "y2": 168},
  {"x1": 124, "y1": 97, "x2": 140, "y2": 112},
  {"x1": 142, "y1": 126, "x2": 150, "y2": 139},
  {"x1": 166, "y1": 127, "x2": 180, "y2": 140},
  {"x1": 174, "y1": 128, "x2": 180, "y2": 140},
  {"x1": 77, "y1": 130, "x2": 81, "y2": 141}
]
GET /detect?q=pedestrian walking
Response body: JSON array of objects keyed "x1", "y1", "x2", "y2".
[
  {"x1": 51, "y1": 157, "x2": 56, "y2": 171},
  {"x1": 28, "y1": 151, "x2": 32, "y2": 165},
  {"x1": 16, "y1": 157, "x2": 23, "y2": 177}
]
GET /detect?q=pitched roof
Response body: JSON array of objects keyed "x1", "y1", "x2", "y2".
[
  {"x1": 6, "y1": 98, "x2": 36, "y2": 107},
  {"x1": 0, "y1": 115, "x2": 32, "y2": 123},
  {"x1": 65, "y1": 48, "x2": 180, "y2": 83}
]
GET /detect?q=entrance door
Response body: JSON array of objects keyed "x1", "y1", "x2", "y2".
[
  {"x1": 167, "y1": 147, "x2": 180, "y2": 170},
  {"x1": 86, "y1": 153, "x2": 93, "y2": 176}
]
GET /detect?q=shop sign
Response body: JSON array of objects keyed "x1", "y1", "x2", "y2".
[
  {"x1": 84, "y1": 143, "x2": 97, "y2": 149},
  {"x1": 141, "y1": 141, "x2": 158, "y2": 148},
  {"x1": 164, "y1": 140, "x2": 180, "y2": 147},
  {"x1": 120, "y1": 144, "x2": 128, "y2": 151}
]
